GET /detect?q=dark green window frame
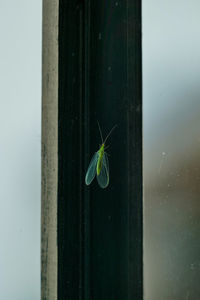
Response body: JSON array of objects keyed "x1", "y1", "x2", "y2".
[{"x1": 42, "y1": 0, "x2": 142, "y2": 299}]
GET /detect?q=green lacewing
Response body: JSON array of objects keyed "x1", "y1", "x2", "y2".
[{"x1": 85, "y1": 122, "x2": 117, "y2": 188}]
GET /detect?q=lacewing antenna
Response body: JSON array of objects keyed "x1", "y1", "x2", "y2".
[
  {"x1": 97, "y1": 120, "x2": 104, "y2": 143},
  {"x1": 103, "y1": 124, "x2": 117, "y2": 144}
]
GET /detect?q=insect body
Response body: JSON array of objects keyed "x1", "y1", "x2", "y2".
[
  {"x1": 85, "y1": 122, "x2": 116, "y2": 188},
  {"x1": 97, "y1": 143, "x2": 104, "y2": 176}
]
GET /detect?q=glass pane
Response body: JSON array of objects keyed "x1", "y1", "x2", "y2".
[
  {"x1": 143, "y1": 1, "x2": 200, "y2": 299},
  {"x1": 0, "y1": 2, "x2": 42, "y2": 299}
]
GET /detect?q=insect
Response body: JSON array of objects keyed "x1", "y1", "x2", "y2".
[{"x1": 85, "y1": 122, "x2": 117, "y2": 188}]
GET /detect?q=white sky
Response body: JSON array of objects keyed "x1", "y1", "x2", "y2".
[
  {"x1": 0, "y1": 1, "x2": 41, "y2": 299},
  {"x1": 143, "y1": 0, "x2": 200, "y2": 178}
]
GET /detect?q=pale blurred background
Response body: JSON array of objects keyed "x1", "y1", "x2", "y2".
[
  {"x1": 1, "y1": 0, "x2": 200, "y2": 299},
  {"x1": 143, "y1": 0, "x2": 200, "y2": 299},
  {"x1": 0, "y1": 1, "x2": 41, "y2": 299}
]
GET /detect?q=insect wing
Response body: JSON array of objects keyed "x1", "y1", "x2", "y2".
[
  {"x1": 97, "y1": 152, "x2": 109, "y2": 188},
  {"x1": 85, "y1": 152, "x2": 98, "y2": 185}
]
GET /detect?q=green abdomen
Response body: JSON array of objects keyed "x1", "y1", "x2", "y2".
[{"x1": 97, "y1": 145, "x2": 104, "y2": 175}]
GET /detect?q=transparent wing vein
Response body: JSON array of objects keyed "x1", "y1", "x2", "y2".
[
  {"x1": 97, "y1": 152, "x2": 109, "y2": 188},
  {"x1": 85, "y1": 152, "x2": 98, "y2": 185}
]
